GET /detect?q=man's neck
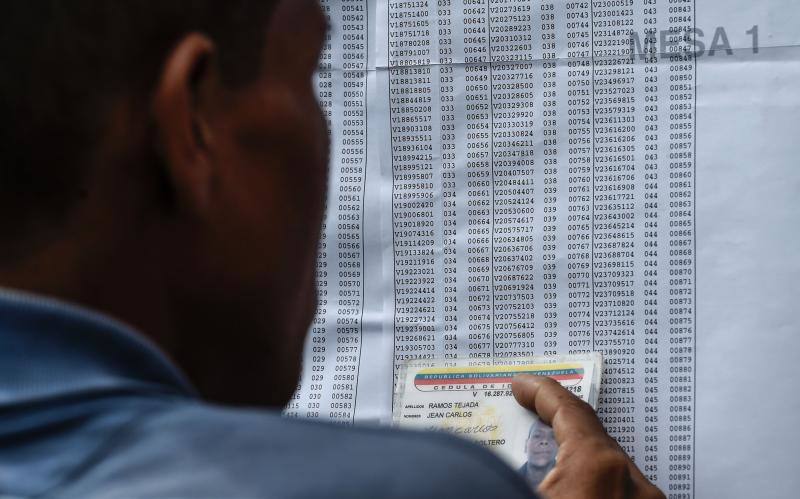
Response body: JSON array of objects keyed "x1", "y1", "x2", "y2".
[
  {"x1": 0, "y1": 227, "x2": 177, "y2": 356},
  {"x1": 526, "y1": 461, "x2": 554, "y2": 485}
]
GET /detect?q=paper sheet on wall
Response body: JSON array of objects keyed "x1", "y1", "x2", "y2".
[{"x1": 285, "y1": 1, "x2": 800, "y2": 497}]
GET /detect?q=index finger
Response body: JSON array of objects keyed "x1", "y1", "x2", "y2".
[{"x1": 512, "y1": 374, "x2": 606, "y2": 444}]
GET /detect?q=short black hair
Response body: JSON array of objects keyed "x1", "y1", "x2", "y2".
[
  {"x1": 527, "y1": 416, "x2": 550, "y2": 439},
  {"x1": 0, "y1": 1, "x2": 277, "y2": 240}
]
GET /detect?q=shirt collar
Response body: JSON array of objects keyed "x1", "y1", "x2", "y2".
[{"x1": 0, "y1": 287, "x2": 196, "y2": 407}]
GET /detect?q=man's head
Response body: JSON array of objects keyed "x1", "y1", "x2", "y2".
[
  {"x1": 0, "y1": 0, "x2": 329, "y2": 406},
  {"x1": 525, "y1": 417, "x2": 558, "y2": 467}
]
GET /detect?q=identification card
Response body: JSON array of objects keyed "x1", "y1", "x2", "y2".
[{"x1": 393, "y1": 354, "x2": 602, "y2": 489}]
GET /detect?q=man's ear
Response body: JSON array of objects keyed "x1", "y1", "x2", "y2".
[{"x1": 152, "y1": 33, "x2": 217, "y2": 214}]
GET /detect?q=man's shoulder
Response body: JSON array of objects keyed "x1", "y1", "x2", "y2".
[{"x1": 61, "y1": 398, "x2": 535, "y2": 499}]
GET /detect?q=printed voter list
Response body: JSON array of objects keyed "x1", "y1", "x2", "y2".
[{"x1": 285, "y1": 1, "x2": 800, "y2": 498}]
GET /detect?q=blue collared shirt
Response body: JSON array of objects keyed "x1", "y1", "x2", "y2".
[{"x1": 0, "y1": 289, "x2": 536, "y2": 498}]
